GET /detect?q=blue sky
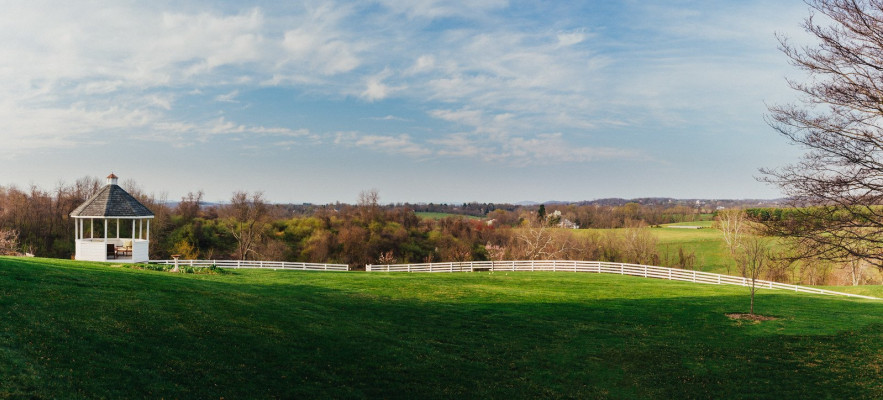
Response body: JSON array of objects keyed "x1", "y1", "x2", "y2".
[{"x1": 1, "y1": 1, "x2": 812, "y2": 204}]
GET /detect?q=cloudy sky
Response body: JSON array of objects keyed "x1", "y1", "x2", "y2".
[{"x1": 1, "y1": 1, "x2": 813, "y2": 204}]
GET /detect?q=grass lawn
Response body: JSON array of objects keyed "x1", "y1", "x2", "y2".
[{"x1": 1, "y1": 257, "x2": 881, "y2": 399}]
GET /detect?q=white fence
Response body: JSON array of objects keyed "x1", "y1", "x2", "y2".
[
  {"x1": 367, "y1": 260, "x2": 881, "y2": 300},
  {"x1": 150, "y1": 259, "x2": 349, "y2": 271}
]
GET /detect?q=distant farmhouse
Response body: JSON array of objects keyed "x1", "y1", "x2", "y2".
[{"x1": 550, "y1": 210, "x2": 579, "y2": 229}]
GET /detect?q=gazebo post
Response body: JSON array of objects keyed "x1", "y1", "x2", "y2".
[
  {"x1": 90, "y1": 219, "x2": 94, "y2": 239},
  {"x1": 147, "y1": 219, "x2": 150, "y2": 242},
  {"x1": 132, "y1": 220, "x2": 135, "y2": 241},
  {"x1": 103, "y1": 219, "x2": 108, "y2": 260},
  {"x1": 116, "y1": 219, "x2": 120, "y2": 239}
]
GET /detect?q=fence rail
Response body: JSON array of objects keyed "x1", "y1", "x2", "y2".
[
  {"x1": 149, "y1": 259, "x2": 349, "y2": 271},
  {"x1": 367, "y1": 260, "x2": 881, "y2": 300}
]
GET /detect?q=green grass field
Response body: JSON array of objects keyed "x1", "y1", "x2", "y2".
[{"x1": 1, "y1": 257, "x2": 881, "y2": 398}]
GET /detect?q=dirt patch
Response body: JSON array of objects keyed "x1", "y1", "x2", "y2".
[{"x1": 726, "y1": 313, "x2": 779, "y2": 321}]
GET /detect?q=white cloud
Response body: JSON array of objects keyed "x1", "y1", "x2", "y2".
[
  {"x1": 335, "y1": 131, "x2": 430, "y2": 157},
  {"x1": 377, "y1": 0, "x2": 508, "y2": 19},
  {"x1": 556, "y1": 31, "x2": 587, "y2": 47},
  {"x1": 281, "y1": 28, "x2": 360, "y2": 76},
  {"x1": 407, "y1": 55, "x2": 436, "y2": 75},
  {"x1": 429, "y1": 108, "x2": 485, "y2": 127},
  {"x1": 361, "y1": 77, "x2": 391, "y2": 102},
  {"x1": 369, "y1": 115, "x2": 410, "y2": 121},
  {"x1": 356, "y1": 134, "x2": 432, "y2": 157},
  {"x1": 430, "y1": 133, "x2": 483, "y2": 158},
  {"x1": 502, "y1": 133, "x2": 643, "y2": 163},
  {"x1": 214, "y1": 90, "x2": 240, "y2": 103}
]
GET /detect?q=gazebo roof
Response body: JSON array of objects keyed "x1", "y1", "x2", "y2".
[{"x1": 70, "y1": 183, "x2": 154, "y2": 218}]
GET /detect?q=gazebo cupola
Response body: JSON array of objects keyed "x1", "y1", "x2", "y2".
[{"x1": 70, "y1": 174, "x2": 155, "y2": 263}]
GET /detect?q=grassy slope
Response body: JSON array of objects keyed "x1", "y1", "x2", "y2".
[{"x1": 1, "y1": 257, "x2": 881, "y2": 399}]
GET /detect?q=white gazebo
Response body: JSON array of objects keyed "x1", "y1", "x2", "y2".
[{"x1": 70, "y1": 174, "x2": 154, "y2": 263}]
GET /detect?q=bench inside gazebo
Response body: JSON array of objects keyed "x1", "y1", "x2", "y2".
[{"x1": 70, "y1": 174, "x2": 155, "y2": 263}]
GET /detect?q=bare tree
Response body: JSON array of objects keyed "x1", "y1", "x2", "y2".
[
  {"x1": 842, "y1": 257, "x2": 870, "y2": 285},
  {"x1": 762, "y1": 0, "x2": 883, "y2": 270},
  {"x1": 620, "y1": 223, "x2": 659, "y2": 265},
  {"x1": 511, "y1": 222, "x2": 571, "y2": 260},
  {"x1": 735, "y1": 236, "x2": 771, "y2": 315},
  {"x1": 222, "y1": 191, "x2": 269, "y2": 260},
  {"x1": 358, "y1": 189, "x2": 380, "y2": 222},
  {"x1": 177, "y1": 190, "x2": 204, "y2": 221},
  {"x1": 485, "y1": 242, "x2": 506, "y2": 261},
  {"x1": 0, "y1": 229, "x2": 20, "y2": 255},
  {"x1": 377, "y1": 250, "x2": 397, "y2": 265},
  {"x1": 713, "y1": 208, "x2": 748, "y2": 274}
]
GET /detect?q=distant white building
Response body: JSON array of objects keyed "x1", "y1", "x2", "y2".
[
  {"x1": 549, "y1": 210, "x2": 579, "y2": 229},
  {"x1": 70, "y1": 174, "x2": 154, "y2": 263}
]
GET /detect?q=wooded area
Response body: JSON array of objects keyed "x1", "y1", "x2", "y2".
[{"x1": 0, "y1": 178, "x2": 708, "y2": 268}]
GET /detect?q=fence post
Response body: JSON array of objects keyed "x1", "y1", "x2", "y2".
[
  {"x1": 692, "y1": 271, "x2": 696, "y2": 283},
  {"x1": 553, "y1": 260, "x2": 556, "y2": 272},
  {"x1": 620, "y1": 263, "x2": 624, "y2": 275},
  {"x1": 717, "y1": 275, "x2": 721, "y2": 284},
  {"x1": 643, "y1": 265, "x2": 647, "y2": 278},
  {"x1": 430, "y1": 263, "x2": 433, "y2": 272},
  {"x1": 408, "y1": 264, "x2": 411, "y2": 273},
  {"x1": 531, "y1": 260, "x2": 535, "y2": 271},
  {"x1": 668, "y1": 268, "x2": 671, "y2": 280}
]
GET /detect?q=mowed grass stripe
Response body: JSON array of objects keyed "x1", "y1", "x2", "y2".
[{"x1": 0, "y1": 257, "x2": 880, "y2": 399}]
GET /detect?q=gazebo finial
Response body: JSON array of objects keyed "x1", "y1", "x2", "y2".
[{"x1": 107, "y1": 173, "x2": 118, "y2": 186}]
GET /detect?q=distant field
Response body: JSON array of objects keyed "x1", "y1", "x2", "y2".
[
  {"x1": 1, "y1": 257, "x2": 880, "y2": 398},
  {"x1": 415, "y1": 212, "x2": 482, "y2": 220},
  {"x1": 653, "y1": 224, "x2": 733, "y2": 274},
  {"x1": 575, "y1": 224, "x2": 734, "y2": 274}
]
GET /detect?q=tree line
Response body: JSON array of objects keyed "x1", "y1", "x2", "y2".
[{"x1": 0, "y1": 180, "x2": 707, "y2": 269}]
